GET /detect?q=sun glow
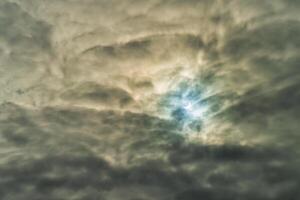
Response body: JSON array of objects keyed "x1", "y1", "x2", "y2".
[{"x1": 159, "y1": 78, "x2": 212, "y2": 133}]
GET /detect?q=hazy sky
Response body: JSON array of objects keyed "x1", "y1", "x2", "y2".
[{"x1": 0, "y1": 0, "x2": 300, "y2": 199}]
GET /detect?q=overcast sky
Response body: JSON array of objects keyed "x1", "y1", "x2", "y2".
[{"x1": 0, "y1": 0, "x2": 300, "y2": 199}]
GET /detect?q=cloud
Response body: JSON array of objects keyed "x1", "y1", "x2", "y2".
[
  {"x1": 0, "y1": 103, "x2": 299, "y2": 199},
  {"x1": 1, "y1": 0, "x2": 300, "y2": 199},
  {"x1": 0, "y1": 1, "x2": 54, "y2": 105},
  {"x1": 60, "y1": 81, "x2": 135, "y2": 108}
]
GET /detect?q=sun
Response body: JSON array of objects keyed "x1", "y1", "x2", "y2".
[{"x1": 159, "y1": 79, "x2": 211, "y2": 132}]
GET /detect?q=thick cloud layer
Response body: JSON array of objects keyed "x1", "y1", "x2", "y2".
[{"x1": 1, "y1": 0, "x2": 300, "y2": 199}]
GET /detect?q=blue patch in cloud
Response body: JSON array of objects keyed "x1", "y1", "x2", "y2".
[{"x1": 159, "y1": 79, "x2": 210, "y2": 132}]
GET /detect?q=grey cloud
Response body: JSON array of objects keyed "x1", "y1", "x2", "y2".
[
  {"x1": 218, "y1": 81, "x2": 300, "y2": 149},
  {"x1": 1, "y1": 103, "x2": 300, "y2": 199},
  {"x1": 223, "y1": 20, "x2": 300, "y2": 60},
  {"x1": 1, "y1": 0, "x2": 300, "y2": 199},
  {"x1": 61, "y1": 33, "x2": 206, "y2": 87},
  {"x1": 81, "y1": 34, "x2": 204, "y2": 59},
  {"x1": 60, "y1": 82, "x2": 134, "y2": 108},
  {"x1": 0, "y1": 1, "x2": 53, "y2": 105},
  {"x1": 127, "y1": 77, "x2": 153, "y2": 92},
  {"x1": 215, "y1": 18, "x2": 300, "y2": 145},
  {"x1": 81, "y1": 39, "x2": 152, "y2": 60},
  {"x1": 0, "y1": 103, "x2": 182, "y2": 162},
  {"x1": 0, "y1": 2, "x2": 51, "y2": 54},
  {"x1": 227, "y1": 82, "x2": 300, "y2": 119}
]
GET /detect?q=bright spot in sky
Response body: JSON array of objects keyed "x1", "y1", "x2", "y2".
[
  {"x1": 168, "y1": 91, "x2": 208, "y2": 121},
  {"x1": 159, "y1": 79, "x2": 210, "y2": 132},
  {"x1": 182, "y1": 99, "x2": 207, "y2": 118}
]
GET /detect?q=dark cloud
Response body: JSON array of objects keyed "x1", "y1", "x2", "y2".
[
  {"x1": 0, "y1": 2, "x2": 51, "y2": 54},
  {"x1": 223, "y1": 20, "x2": 300, "y2": 60},
  {"x1": 1, "y1": 0, "x2": 300, "y2": 199},
  {"x1": 0, "y1": 103, "x2": 299, "y2": 199},
  {"x1": 60, "y1": 82, "x2": 134, "y2": 108},
  {"x1": 0, "y1": 1, "x2": 53, "y2": 105}
]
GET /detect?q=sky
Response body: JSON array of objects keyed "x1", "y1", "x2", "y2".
[{"x1": 0, "y1": 0, "x2": 300, "y2": 199}]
